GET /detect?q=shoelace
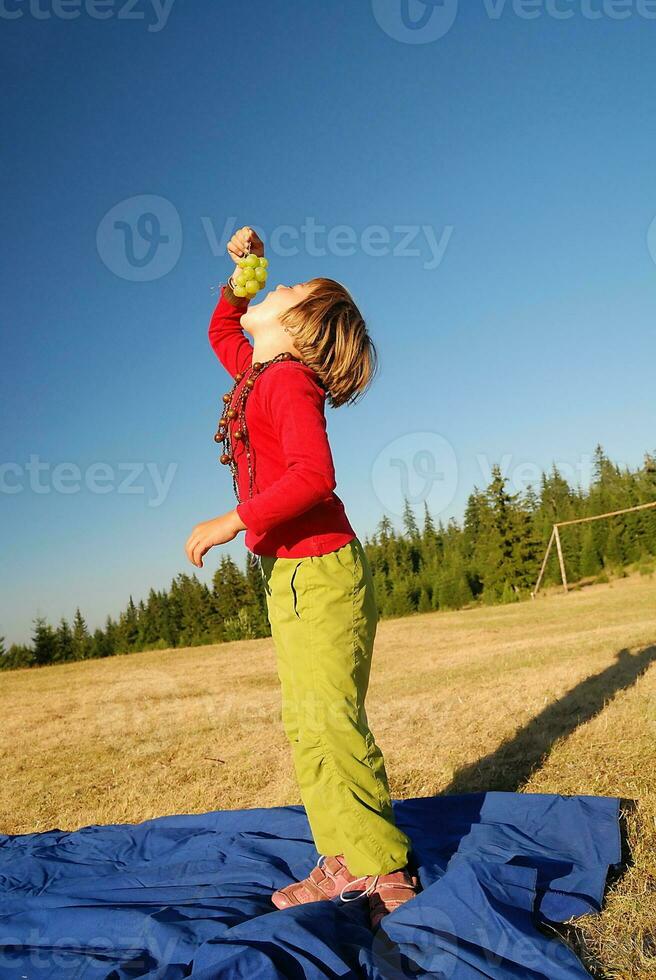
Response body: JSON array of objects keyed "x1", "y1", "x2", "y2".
[
  {"x1": 315, "y1": 855, "x2": 380, "y2": 903},
  {"x1": 340, "y1": 873, "x2": 380, "y2": 902}
]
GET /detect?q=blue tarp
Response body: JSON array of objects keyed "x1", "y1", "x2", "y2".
[{"x1": 0, "y1": 791, "x2": 621, "y2": 978}]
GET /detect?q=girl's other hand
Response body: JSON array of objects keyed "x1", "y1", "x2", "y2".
[
  {"x1": 227, "y1": 226, "x2": 264, "y2": 264},
  {"x1": 184, "y1": 509, "x2": 247, "y2": 568}
]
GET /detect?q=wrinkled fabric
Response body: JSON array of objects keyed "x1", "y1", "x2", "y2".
[{"x1": 0, "y1": 791, "x2": 621, "y2": 979}]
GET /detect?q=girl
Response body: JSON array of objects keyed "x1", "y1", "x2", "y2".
[{"x1": 185, "y1": 226, "x2": 419, "y2": 929}]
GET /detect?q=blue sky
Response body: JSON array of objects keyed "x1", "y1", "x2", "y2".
[{"x1": 2, "y1": 0, "x2": 655, "y2": 645}]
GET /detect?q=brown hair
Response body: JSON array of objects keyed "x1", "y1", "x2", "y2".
[{"x1": 279, "y1": 278, "x2": 378, "y2": 408}]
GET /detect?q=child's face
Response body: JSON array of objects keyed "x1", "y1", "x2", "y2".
[{"x1": 240, "y1": 281, "x2": 315, "y2": 336}]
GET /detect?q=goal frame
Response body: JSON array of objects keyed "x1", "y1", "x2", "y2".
[{"x1": 531, "y1": 500, "x2": 656, "y2": 598}]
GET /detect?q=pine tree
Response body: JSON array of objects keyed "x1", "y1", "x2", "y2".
[
  {"x1": 245, "y1": 553, "x2": 270, "y2": 638},
  {"x1": 5, "y1": 443, "x2": 656, "y2": 672},
  {"x1": 376, "y1": 515, "x2": 394, "y2": 544},
  {"x1": 604, "y1": 523, "x2": 624, "y2": 570},
  {"x1": 540, "y1": 465, "x2": 576, "y2": 524},
  {"x1": 474, "y1": 467, "x2": 541, "y2": 601},
  {"x1": 402, "y1": 499, "x2": 420, "y2": 540},
  {"x1": 116, "y1": 599, "x2": 139, "y2": 654},
  {"x1": 1, "y1": 644, "x2": 34, "y2": 670},
  {"x1": 461, "y1": 489, "x2": 486, "y2": 597},
  {"x1": 436, "y1": 554, "x2": 473, "y2": 610},
  {"x1": 418, "y1": 588, "x2": 432, "y2": 613},
  {"x1": 592, "y1": 444, "x2": 615, "y2": 490},
  {"x1": 385, "y1": 579, "x2": 415, "y2": 617},
  {"x1": 90, "y1": 628, "x2": 113, "y2": 659},
  {"x1": 55, "y1": 618, "x2": 74, "y2": 662},
  {"x1": 211, "y1": 555, "x2": 270, "y2": 641},
  {"x1": 580, "y1": 526, "x2": 602, "y2": 577},
  {"x1": 512, "y1": 490, "x2": 542, "y2": 593},
  {"x1": 32, "y1": 618, "x2": 57, "y2": 667},
  {"x1": 141, "y1": 589, "x2": 177, "y2": 649},
  {"x1": 637, "y1": 452, "x2": 656, "y2": 557},
  {"x1": 213, "y1": 557, "x2": 249, "y2": 618},
  {"x1": 171, "y1": 574, "x2": 213, "y2": 647},
  {"x1": 104, "y1": 616, "x2": 118, "y2": 656},
  {"x1": 422, "y1": 502, "x2": 436, "y2": 542},
  {"x1": 71, "y1": 609, "x2": 91, "y2": 660},
  {"x1": 463, "y1": 488, "x2": 487, "y2": 556},
  {"x1": 477, "y1": 467, "x2": 520, "y2": 601}
]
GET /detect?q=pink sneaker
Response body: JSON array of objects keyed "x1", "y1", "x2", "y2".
[
  {"x1": 368, "y1": 867, "x2": 420, "y2": 929},
  {"x1": 271, "y1": 854, "x2": 377, "y2": 909}
]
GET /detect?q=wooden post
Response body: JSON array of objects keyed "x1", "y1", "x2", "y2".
[
  {"x1": 554, "y1": 499, "x2": 656, "y2": 528},
  {"x1": 554, "y1": 524, "x2": 568, "y2": 593},
  {"x1": 531, "y1": 500, "x2": 655, "y2": 599},
  {"x1": 531, "y1": 526, "x2": 555, "y2": 598}
]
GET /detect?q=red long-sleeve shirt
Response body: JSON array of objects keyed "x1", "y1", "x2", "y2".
[{"x1": 208, "y1": 285, "x2": 356, "y2": 558}]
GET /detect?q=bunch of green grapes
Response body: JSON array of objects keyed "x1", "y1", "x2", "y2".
[{"x1": 232, "y1": 253, "x2": 269, "y2": 298}]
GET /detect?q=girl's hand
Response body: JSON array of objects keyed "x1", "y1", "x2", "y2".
[
  {"x1": 227, "y1": 225, "x2": 264, "y2": 264},
  {"x1": 184, "y1": 509, "x2": 247, "y2": 568}
]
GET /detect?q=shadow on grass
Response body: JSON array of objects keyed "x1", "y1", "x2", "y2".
[
  {"x1": 441, "y1": 647, "x2": 653, "y2": 979},
  {"x1": 443, "y1": 644, "x2": 656, "y2": 796}
]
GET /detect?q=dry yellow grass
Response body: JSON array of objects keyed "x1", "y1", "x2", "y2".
[{"x1": 1, "y1": 572, "x2": 655, "y2": 977}]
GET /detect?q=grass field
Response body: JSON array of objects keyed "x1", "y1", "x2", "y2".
[{"x1": 2, "y1": 572, "x2": 655, "y2": 978}]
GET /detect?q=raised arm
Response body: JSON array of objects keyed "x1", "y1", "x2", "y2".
[
  {"x1": 208, "y1": 226, "x2": 266, "y2": 379},
  {"x1": 236, "y1": 364, "x2": 337, "y2": 535},
  {"x1": 208, "y1": 284, "x2": 253, "y2": 379}
]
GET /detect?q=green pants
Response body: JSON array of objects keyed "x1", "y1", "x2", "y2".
[{"x1": 259, "y1": 536, "x2": 411, "y2": 877}]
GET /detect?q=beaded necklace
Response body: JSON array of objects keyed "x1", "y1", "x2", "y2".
[{"x1": 214, "y1": 350, "x2": 303, "y2": 503}]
